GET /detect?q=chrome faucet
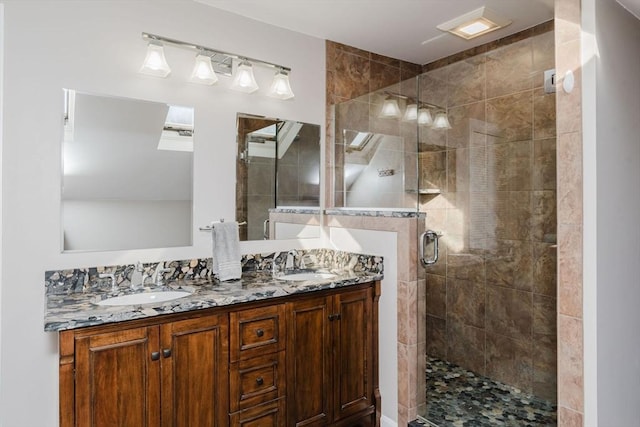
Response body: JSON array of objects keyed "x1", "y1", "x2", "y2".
[
  {"x1": 285, "y1": 250, "x2": 297, "y2": 271},
  {"x1": 152, "y1": 262, "x2": 171, "y2": 286},
  {"x1": 130, "y1": 262, "x2": 144, "y2": 290},
  {"x1": 99, "y1": 273, "x2": 117, "y2": 293}
]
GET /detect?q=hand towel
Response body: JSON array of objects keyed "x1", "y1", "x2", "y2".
[{"x1": 211, "y1": 221, "x2": 242, "y2": 281}]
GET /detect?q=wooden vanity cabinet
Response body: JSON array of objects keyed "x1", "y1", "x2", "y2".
[
  {"x1": 287, "y1": 287, "x2": 377, "y2": 426},
  {"x1": 229, "y1": 304, "x2": 287, "y2": 426},
  {"x1": 59, "y1": 281, "x2": 380, "y2": 427},
  {"x1": 59, "y1": 313, "x2": 229, "y2": 427}
]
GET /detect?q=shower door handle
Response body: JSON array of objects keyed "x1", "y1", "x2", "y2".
[{"x1": 420, "y1": 230, "x2": 439, "y2": 267}]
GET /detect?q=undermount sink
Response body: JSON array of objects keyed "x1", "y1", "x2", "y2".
[
  {"x1": 96, "y1": 291, "x2": 191, "y2": 306},
  {"x1": 279, "y1": 272, "x2": 336, "y2": 282}
]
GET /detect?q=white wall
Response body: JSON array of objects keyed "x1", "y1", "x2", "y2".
[
  {"x1": 583, "y1": 0, "x2": 640, "y2": 424},
  {"x1": 0, "y1": 2, "x2": 324, "y2": 425},
  {"x1": 63, "y1": 200, "x2": 192, "y2": 251},
  {"x1": 329, "y1": 227, "x2": 398, "y2": 426}
]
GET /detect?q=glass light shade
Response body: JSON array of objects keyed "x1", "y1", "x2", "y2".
[
  {"x1": 230, "y1": 61, "x2": 259, "y2": 93},
  {"x1": 433, "y1": 112, "x2": 452, "y2": 129},
  {"x1": 139, "y1": 42, "x2": 171, "y2": 78},
  {"x1": 268, "y1": 70, "x2": 295, "y2": 99},
  {"x1": 417, "y1": 108, "x2": 433, "y2": 125},
  {"x1": 402, "y1": 104, "x2": 418, "y2": 122},
  {"x1": 379, "y1": 98, "x2": 401, "y2": 118},
  {"x1": 190, "y1": 54, "x2": 218, "y2": 85}
]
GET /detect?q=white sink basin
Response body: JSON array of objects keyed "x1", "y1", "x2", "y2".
[
  {"x1": 97, "y1": 291, "x2": 191, "y2": 306},
  {"x1": 279, "y1": 272, "x2": 336, "y2": 282}
]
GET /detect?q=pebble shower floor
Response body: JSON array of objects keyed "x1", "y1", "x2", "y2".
[{"x1": 409, "y1": 357, "x2": 557, "y2": 427}]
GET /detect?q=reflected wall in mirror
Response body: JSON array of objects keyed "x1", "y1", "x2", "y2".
[
  {"x1": 343, "y1": 129, "x2": 411, "y2": 208},
  {"x1": 62, "y1": 90, "x2": 193, "y2": 252},
  {"x1": 236, "y1": 114, "x2": 321, "y2": 241}
]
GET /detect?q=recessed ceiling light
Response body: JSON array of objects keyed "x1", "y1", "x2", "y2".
[{"x1": 437, "y1": 7, "x2": 511, "y2": 40}]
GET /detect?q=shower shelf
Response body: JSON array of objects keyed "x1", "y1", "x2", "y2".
[{"x1": 417, "y1": 189, "x2": 441, "y2": 195}]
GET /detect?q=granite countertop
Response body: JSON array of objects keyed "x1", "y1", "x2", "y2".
[{"x1": 45, "y1": 269, "x2": 382, "y2": 332}]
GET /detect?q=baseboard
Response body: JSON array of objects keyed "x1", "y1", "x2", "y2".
[{"x1": 381, "y1": 414, "x2": 397, "y2": 427}]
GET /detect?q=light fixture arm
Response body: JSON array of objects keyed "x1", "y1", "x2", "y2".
[
  {"x1": 141, "y1": 32, "x2": 291, "y2": 74},
  {"x1": 382, "y1": 91, "x2": 445, "y2": 111}
]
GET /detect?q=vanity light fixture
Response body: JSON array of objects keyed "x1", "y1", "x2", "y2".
[
  {"x1": 380, "y1": 91, "x2": 450, "y2": 129},
  {"x1": 402, "y1": 103, "x2": 418, "y2": 122},
  {"x1": 432, "y1": 112, "x2": 452, "y2": 129},
  {"x1": 437, "y1": 7, "x2": 512, "y2": 40},
  {"x1": 417, "y1": 108, "x2": 434, "y2": 126},
  {"x1": 268, "y1": 69, "x2": 295, "y2": 100},
  {"x1": 139, "y1": 32, "x2": 294, "y2": 98},
  {"x1": 140, "y1": 41, "x2": 171, "y2": 77},
  {"x1": 190, "y1": 53, "x2": 218, "y2": 85},
  {"x1": 379, "y1": 97, "x2": 402, "y2": 119},
  {"x1": 230, "y1": 60, "x2": 259, "y2": 93}
]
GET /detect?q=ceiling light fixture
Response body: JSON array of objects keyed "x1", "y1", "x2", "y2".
[
  {"x1": 139, "y1": 33, "x2": 294, "y2": 99},
  {"x1": 140, "y1": 41, "x2": 171, "y2": 77},
  {"x1": 190, "y1": 53, "x2": 218, "y2": 85},
  {"x1": 437, "y1": 7, "x2": 511, "y2": 40}
]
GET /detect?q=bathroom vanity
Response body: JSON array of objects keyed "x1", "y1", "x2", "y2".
[{"x1": 47, "y1": 250, "x2": 383, "y2": 427}]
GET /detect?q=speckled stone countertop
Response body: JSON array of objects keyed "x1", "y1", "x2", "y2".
[{"x1": 45, "y1": 249, "x2": 383, "y2": 332}]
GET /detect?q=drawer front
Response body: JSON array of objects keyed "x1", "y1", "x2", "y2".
[
  {"x1": 230, "y1": 304, "x2": 286, "y2": 361},
  {"x1": 230, "y1": 352, "x2": 286, "y2": 412},
  {"x1": 229, "y1": 398, "x2": 286, "y2": 427}
]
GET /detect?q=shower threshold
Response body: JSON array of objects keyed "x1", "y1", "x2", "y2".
[{"x1": 409, "y1": 357, "x2": 557, "y2": 427}]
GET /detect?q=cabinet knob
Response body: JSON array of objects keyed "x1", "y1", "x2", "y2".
[
  {"x1": 256, "y1": 328, "x2": 264, "y2": 337},
  {"x1": 150, "y1": 351, "x2": 160, "y2": 361},
  {"x1": 256, "y1": 377, "x2": 264, "y2": 386},
  {"x1": 162, "y1": 349, "x2": 172, "y2": 358},
  {"x1": 328, "y1": 313, "x2": 342, "y2": 321}
]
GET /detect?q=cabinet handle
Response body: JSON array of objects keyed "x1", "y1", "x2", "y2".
[
  {"x1": 256, "y1": 377, "x2": 264, "y2": 386},
  {"x1": 328, "y1": 313, "x2": 341, "y2": 321},
  {"x1": 151, "y1": 351, "x2": 160, "y2": 361},
  {"x1": 256, "y1": 329, "x2": 264, "y2": 337},
  {"x1": 162, "y1": 349, "x2": 172, "y2": 358}
]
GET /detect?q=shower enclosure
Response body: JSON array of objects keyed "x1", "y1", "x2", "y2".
[{"x1": 333, "y1": 23, "x2": 557, "y2": 426}]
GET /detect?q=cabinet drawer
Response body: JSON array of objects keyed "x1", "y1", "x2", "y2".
[
  {"x1": 230, "y1": 304, "x2": 286, "y2": 361},
  {"x1": 230, "y1": 352, "x2": 286, "y2": 412},
  {"x1": 229, "y1": 398, "x2": 286, "y2": 427}
]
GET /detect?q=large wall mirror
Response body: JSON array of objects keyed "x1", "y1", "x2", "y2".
[
  {"x1": 236, "y1": 113, "x2": 321, "y2": 241},
  {"x1": 61, "y1": 90, "x2": 193, "y2": 252}
]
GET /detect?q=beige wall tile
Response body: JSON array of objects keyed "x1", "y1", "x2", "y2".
[
  {"x1": 558, "y1": 406, "x2": 583, "y2": 427},
  {"x1": 558, "y1": 314, "x2": 584, "y2": 412},
  {"x1": 486, "y1": 332, "x2": 534, "y2": 392},
  {"x1": 557, "y1": 132, "x2": 583, "y2": 225},
  {"x1": 486, "y1": 91, "x2": 534, "y2": 143},
  {"x1": 486, "y1": 285, "x2": 534, "y2": 341}
]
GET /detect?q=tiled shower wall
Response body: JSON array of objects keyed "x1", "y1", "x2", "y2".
[
  {"x1": 325, "y1": 41, "x2": 421, "y2": 208},
  {"x1": 419, "y1": 22, "x2": 558, "y2": 401}
]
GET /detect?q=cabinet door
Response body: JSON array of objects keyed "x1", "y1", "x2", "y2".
[
  {"x1": 287, "y1": 296, "x2": 332, "y2": 427},
  {"x1": 160, "y1": 314, "x2": 229, "y2": 427},
  {"x1": 75, "y1": 326, "x2": 161, "y2": 427},
  {"x1": 332, "y1": 288, "x2": 373, "y2": 421}
]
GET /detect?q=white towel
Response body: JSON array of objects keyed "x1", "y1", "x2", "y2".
[{"x1": 211, "y1": 221, "x2": 242, "y2": 281}]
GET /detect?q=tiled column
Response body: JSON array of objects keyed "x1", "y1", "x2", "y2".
[
  {"x1": 555, "y1": 0, "x2": 585, "y2": 425},
  {"x1": 326, "y1": 213, "x2": 425, "y2": 426}
]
